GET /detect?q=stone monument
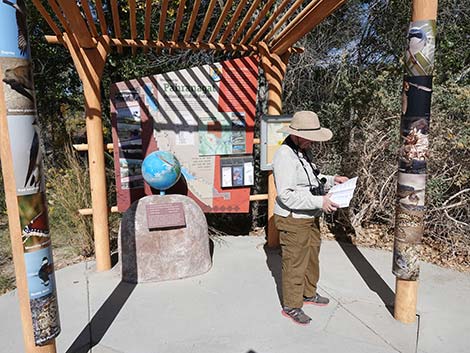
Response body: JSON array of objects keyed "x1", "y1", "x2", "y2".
[{"x1": 119, "y1": 194, "x2": 212, "y2": 283}]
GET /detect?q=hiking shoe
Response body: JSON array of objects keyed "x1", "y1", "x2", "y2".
[
  {"x1": 303, "y1": 293, "x2": 330, "y2": 306},
  {"x1": 281, "y1": 307, "x2": 311, "y2": 325}
]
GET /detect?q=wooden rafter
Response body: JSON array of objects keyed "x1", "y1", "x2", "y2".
[
  {"x1": 34, "y1": 1, "x2": 346, "y2": 56},
  {"x1": 158, "y1": 0, "x2": 169, "y2": 42},
  {"x1": 157, "y1": 0, "x2": 170, "y2": 54},
  {"x1": 129, "y1": 0, "x2": 137, "y2": 55},
  {"x1": 80, "y1": 0, "x2": 99, "y2": 37},
  {"x1": 172, "y1": 0, "x2": 187, "y2": 43},
  {"x1": 197, "y1": 0, "x2": 218, "y2": 42},
  {"x1": 271, "y1": 0, "x2": 347, "y2": 54},
  {"x1": 94, "y1": 0, "x2": 108, "y2": 35},
  {"x1": 111, "y1": 0, "x2": 123, "y2": 53},
  {"x1": 220, "y1": 0, "x2": 248, "y2": 42},
  {"x1": 56, "y1": 0, "x2": 96, "y2": 48},
  {"x1": 144, "y1": 0, "x2": 153, "y2": 41},
  {"x1": 264, "y1": 0, "x2": 306, "y2": 43},
  {"x1": 184, "y1": 0, "x2": 202, "y2": 41},
  {"x1": 46, "y1": 0, "x2": 73, "y2": 34},
  {"x1": 248, "y1": 0, "x2": 291, "y2": 45},
  {"x1": 209, "y1": 0, "x2": 233, "y2": 42},
  {"x1": 241, "y1": 0, "x2": 276, "y2": 44},
  {"x1": 231, "y1": 0, "x2": 262, "y2": 43},
  {"x1": 31, "y1": 0, "x2": 63, "y2": 38}
]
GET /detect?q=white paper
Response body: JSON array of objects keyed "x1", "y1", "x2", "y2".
[
  {"x1": 221, "y1": 167, "x2": 232, "y2": 187},
  {"x1": 328, "y1": 177, "x2": 358, "y2": 208},
  {"x1": 243, "y1": 162, "x2": 254, "y2": 185}
]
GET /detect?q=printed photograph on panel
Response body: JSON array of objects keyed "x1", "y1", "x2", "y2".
[
  {"x1": 1, "y1": 58, "x2": 35, "y2": 114},
  {"x1": 399, "y1": 116, "x2": 429, "y2": 174},
  {"x1": 7, "y1": 115, "x2": 43, "y2": 195},
  {"x1": 25, "y1": 246, "x2": 55, "y2": 299},
  {"x1": 232, "y1": 166, "x2": 244, "y2": 186},
  {"x1": 393, "y1": 239, "x2": 421, "y2": 280},
  {"x1": 30, "y1": 292, "x2": 60, "y2": 345},
  {"x1": 0, "y1": 0, "x2": 30, "y2": 59},
  {"x1": 401, "y1": 76, "x2": 432, "y2": 117},
  {"x1": 18, "y1": 192, "x2": 50, "y2": 252},
  {"x1": 395, "y1": 204, "x2": 424, "y2": 243},
  {"x1": 405, "y1": 20, "x2": 436, "y2": 76},
  {"x1": 397, "y1": 173, "x2": 426, "y2": 209}
]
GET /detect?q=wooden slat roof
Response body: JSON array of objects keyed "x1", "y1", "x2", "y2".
[{"x1": 35, "y1": 0, "x2": 346, "y2": 55}]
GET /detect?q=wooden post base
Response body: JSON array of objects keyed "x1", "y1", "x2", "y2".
[{"x1": 394, "y1": 279, "x2": 418, "y2": 323}]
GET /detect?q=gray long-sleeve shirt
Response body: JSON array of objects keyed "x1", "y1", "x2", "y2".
[{"x1": 272, "y1": 144, "x2": 335, "y2": 218}]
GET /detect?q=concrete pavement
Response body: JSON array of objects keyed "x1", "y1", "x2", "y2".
[{"x1": 1, "y1": 236, "x2": 469, "y2": 353}]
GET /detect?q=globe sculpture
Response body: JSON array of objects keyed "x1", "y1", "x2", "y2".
[{"x1": 142, "y1": 151, "x2": 181, "y2": 195}]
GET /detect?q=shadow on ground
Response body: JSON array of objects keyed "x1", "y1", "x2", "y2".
[{"x1": 263, "y1": 221, "x2": 395, "y2": 316}]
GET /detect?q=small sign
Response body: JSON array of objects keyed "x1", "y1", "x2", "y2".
[
  {"x1": 146, "y1": 202, "x2": 186, "y2": 230},
  {"x1": 220, "y1": 155, "x2": 254, "y2": 188}
]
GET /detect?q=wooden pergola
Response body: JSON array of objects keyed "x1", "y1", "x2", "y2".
[
  {"x1": 31, "y1": 0, "x2": 347, "y2": 272},
  {"x1": 1, "y1": 0, "x2": 438, "y2": 351}
]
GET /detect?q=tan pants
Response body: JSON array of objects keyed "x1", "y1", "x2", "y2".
[{"x1": 274, "y1": 214, "x2": 321, "y2": 308}]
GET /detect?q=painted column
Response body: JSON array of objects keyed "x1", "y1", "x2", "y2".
[
  {"x1": 393, "y1": 0, "x2": 438, "y2": 323},
  {"x1": 0, "y1": 1, "x2": 59, "y2": 351}
]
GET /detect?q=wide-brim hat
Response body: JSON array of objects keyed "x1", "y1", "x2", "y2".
[{"x1": 278, "y1": 111, "x2": 332, "y2": 142}]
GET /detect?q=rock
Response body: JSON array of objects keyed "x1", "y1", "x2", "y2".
[{"x1": 119, "y1": 195, "x2": 212, "y2": 283}]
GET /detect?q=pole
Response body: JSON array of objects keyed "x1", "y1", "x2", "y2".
[
  {"x1": 63, "y1": 34, "x2": 112, "y2": 271},
  {"x1": 0, "y1": 2, "x2": 59, "y2": 350},
  {"x1": 393, "y1": 0, "x2": 438, "y2": 323},
  {"x1": 260, "y1": 43, "x2": 291, "y2": 247}
]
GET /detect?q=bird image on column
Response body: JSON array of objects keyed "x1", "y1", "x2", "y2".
[{"x1": 2, "y1": 0, "x2": 28, "y2": 55}]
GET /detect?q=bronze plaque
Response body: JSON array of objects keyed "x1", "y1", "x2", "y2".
[{"x1": 146, "y1": 202, "x2": 186, "y2": 230}]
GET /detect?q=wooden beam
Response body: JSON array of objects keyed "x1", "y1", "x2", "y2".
[
  {"x1": 184, "y1": 0, "x2": 202, "y2": 41},
  {"x1": 248, "y1": 0, "x2": 291, "y2": 45},
  {"x1": 157, "y1": 0, "x2": 169, "y2": 53},
  {"x1": 197, "y1": 0, "x2": 218, "y2": 42},
  {"x1": 129, "y1": 0, "x2": 137, "y2": 55},
  {"x1": 264, "y1": 0, "x2": 305, "y2": 43},
  {"x1": 144, "y1": 0, "x2": 153, "y2": 53},
  {"x1": 220, "y1": 0, "x2": 248, "y2": 42},
  {"x1": 171, "y1": 0, "x2": 187, "y2": 44},
  {"x1": 209, "y1": 0, "x2": 233, "y2": 42},
  {"x1": 259, "y1": 43, "x2": 291, "y2": 247},
  {"x1": 94, "y1": 0, "x2": 109, "y2": 35},
  {"x1": 56, "y1": 0, "x2": 96, "y2": 48},
  {"x1": 31, "y1": 0, "x2": 63, "y2": 38},
  {"x1": 63, "y1": 33, "x2": 111, "y2": 271},
  {"x1": 73, "y1": 143, "x2": 114, "y2": 151},
  {"x1": 249, "y1": 194, "x2": 268, "y2": 201},
  {"x1": 106, "y1": 37, "x2": 259, "y2": 52},
  {"x1": 240, "y1": 0, "x2": 276, "y2": 44},
  {"x1": 80, "y1": 0, "x2": 99, "y2": 37},
  {"x1": 271, "y1": 0, "x2": 347, "y2": 54},
  {"x1": 231, "y1": 0, "x2": 262, "y2": 43},
  {"x1": 47, "y1": 0, "x2": 73, "y2": 34},
  {"x1": 110, "y1": 0, "x2": 123, "y2": 53},
  {"x1": 45, "y1": 34, "x2": 304, "y2": 53},
  {"x1": 79, "y1": 206, "x2": 119, "y2": 216}
]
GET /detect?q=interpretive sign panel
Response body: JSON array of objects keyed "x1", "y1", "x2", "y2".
[
  {"x1": 260, "y1": 114, "x2": 292, "y2": 171},
  {"x1": 111, "y1": 56, "x2": 259, "y2": 213}
]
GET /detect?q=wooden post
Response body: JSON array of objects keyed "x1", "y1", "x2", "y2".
[
  {"x1": 260, "y1": 44, "x2": 291, "y2": 247},
  {"x1": 63, "y1": 34, "x2": 112, "y2": 271},
  {"x1": 393, "y1": 0, "x2": 438, "y2": 323},
  {"x1": 0, "y1": 69, "x2": 57, "y2": 353}
]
